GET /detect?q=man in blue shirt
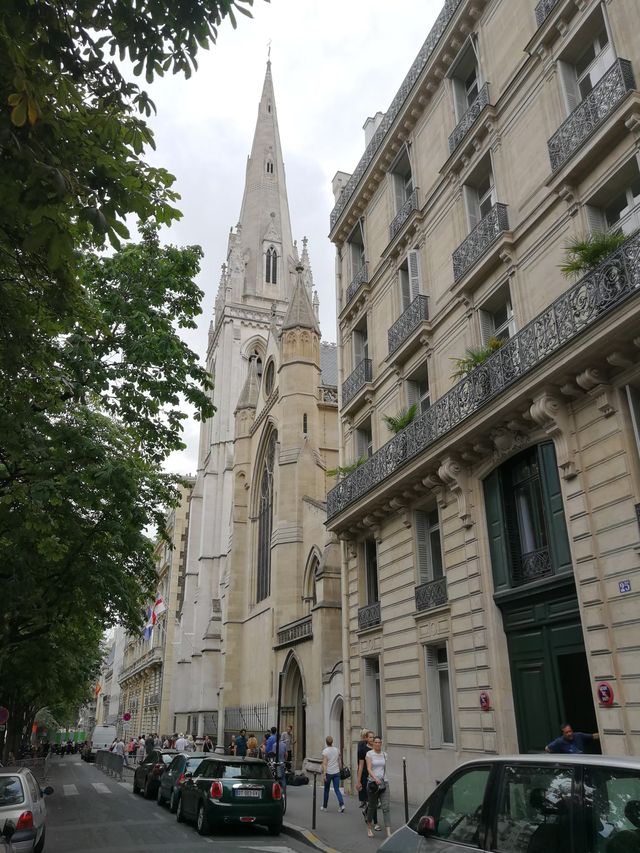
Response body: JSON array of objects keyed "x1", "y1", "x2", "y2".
[
  {"x1": 265, "y1": 727, "x2": 278, "y2": 758},
  {"x1": 545, "y1": 723, "x2": 599, "y2": 754}
]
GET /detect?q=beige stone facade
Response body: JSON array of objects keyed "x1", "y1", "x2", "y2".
[
  {"x1": 118, "y1": 481, "x2": 193, "y2": 739},
  {"x1": 329, "y1": 0, "x2": 640, "y2": 801}
]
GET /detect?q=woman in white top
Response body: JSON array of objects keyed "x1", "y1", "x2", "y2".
[
  {"x1": 321, "y1": 735, "x2": 345, "y2": 812},
  {"x1": 365, "y1": 735, "x2": 391, "y2": 837}
]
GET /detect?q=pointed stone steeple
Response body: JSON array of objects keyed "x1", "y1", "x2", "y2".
[
  {"x1": 235, "y1": 357, "x2": 260, "y2": 412},
  {"x1": 234, "y1": 61, "x2": 295, "y2": 301},
  {"x1": 282, "y1": 264, "x2": 320, "y2": 333}
]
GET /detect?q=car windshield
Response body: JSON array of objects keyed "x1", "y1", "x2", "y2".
[
  {"x1": 222, "y1": 763, "x2": 271, "y2": 780},
  {"x1": 161, "y1": 754, "x2": 175, "y2": 765},
  {"x1": 0, "y1": 776, "x2": 25, "y2": 806}
]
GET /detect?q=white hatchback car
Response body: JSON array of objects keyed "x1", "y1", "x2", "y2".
[
  {"x1": 0, "y1": 767, "x2": 53, "y2": 852},
  {"x1": 380, "y1": 754, "x2": 640, "y2": 853}
]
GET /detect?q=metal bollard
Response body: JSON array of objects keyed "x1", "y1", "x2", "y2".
[
  {"x1": 312, "y1": 772, "x2": 317, "y2": 831},
  {"x1": 402, "y1": 757, "x2": 409, "y2": 824}
]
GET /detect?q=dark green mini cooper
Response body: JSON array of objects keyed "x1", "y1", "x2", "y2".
[{"x1": 176, "y1": 756, "x2": 284, "y2": 836}]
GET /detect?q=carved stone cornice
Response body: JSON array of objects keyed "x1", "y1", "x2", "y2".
[
  {"x1": 437, "y1": 455, "x2": 474, "y2": 528},
  {"x1": 529, "y1": 390, "x2": 578, "y2": 480}
]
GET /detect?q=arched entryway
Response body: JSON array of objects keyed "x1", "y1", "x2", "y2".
[
  {"x1": 329, "y1": 696, "x2": 344, "y2": 758},
  {"x1": 281, "y1": 653, "x2": 305, "y2": 768}
]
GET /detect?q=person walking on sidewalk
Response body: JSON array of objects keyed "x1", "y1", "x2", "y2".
[
  {"x1": 366, "y1": 736, "x2": 391, "y2": 838},
  {"x1": 321, "y1": 735, "x2": 345, "y2": 813},
  {"x1": 357, "y1": 729, "x2": 381, "y2": 831}
]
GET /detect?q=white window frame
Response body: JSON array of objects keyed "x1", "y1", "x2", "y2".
[
  {"x1": 399, "y1": 249, "x2": 422, "y2": 312},
  {"x1": 557, "y1": 10, "x2": 616, "y2": 115},
  {"x1": 406, "y1": 365, "x2": 430, "y2": 414},
  {"x1": 448, "y1": 36, "x2": 482, "y2": 122},
  {"x1": 414, "y1": 508, "x2": 443, "y2": 584},
  {"x1": 479, "y1": 288, "x2": 516, "y2": 344},
  {"x1": 352, "y1": 322, "x2": 369, "y2": 367},
  {"x1": 425, "y1": 642, "x2": 455, "y2": 748},
  {"x1": 463, "y1": 157, "x2": 496, "y2": 231},
  {"x1": 355, "y1": 419, "x2": 373, "y2": 459},
  {"x1": 390, "y1": 147, "x2": 414, "y2": 214},
  {"x1": 363, "y1": 657, "x2": 382, "y2": 738}
]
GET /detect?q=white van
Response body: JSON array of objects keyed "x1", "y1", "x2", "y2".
[{"x1": 85, "y1": 725, "x2": 118, "y2": 761}]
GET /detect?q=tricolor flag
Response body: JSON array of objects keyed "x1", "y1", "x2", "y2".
[
  {"x1": 152, "y1": 596, "x2": 166, "y2": 622},
  {"x1": 142, "y1": 605, "x2": 153, "y2": 641}
]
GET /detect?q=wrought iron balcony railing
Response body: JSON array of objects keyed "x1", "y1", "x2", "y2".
[
  {"x1": 514, "y1": 547, "x2": 553, "y2": 586},
  {"x1": 358, "y1": 601, "x2": 381, "y2": 630},
  {"x1": 388, "y1": 295, "x2": 429, "y2": 355},
  {"x1": 342, "y1": 359, "x2": 373, "y2": 407},
  {"x1": 389, "y1": 188, "x2": 419, "y2": 241},
  {"x1": 448, "y1": 84, "x2": 491, "y2": 154},
  {"x1": 276, "y1": 615, "x2": 313, "y2": 647},
  {"x1": 535, "y1": 0, "x2": 560, "y2": 28},
  {"x1": 548, "y1": 59, "x2": 635, "y2": 174},
  {"x1": 415, "y1": 578, "x2": 448, "y2": 611},
  {"x1": 327, "y1": 231, "x2": 640, "y2": 520},
  {"x1": 346, "y1": 263, "x2": 369, "y2": 306},
  {"x1": 452, "y1": 203, "x2": 509, "y2": 283},
  {"x1": 118, "y1": 647, "x2": 163, "y2": 684},
  {"x1": 330, "y1": 0, "x2": 464, "y2": 231}
]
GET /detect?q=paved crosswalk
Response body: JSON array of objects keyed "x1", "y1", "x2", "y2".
[{"x1": 61, "y1": 782, "x2": 113, "y2": 796}]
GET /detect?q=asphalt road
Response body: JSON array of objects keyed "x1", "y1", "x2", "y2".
[{"x1": 41, "y1": 755, "x2": 310, "y2": 853}]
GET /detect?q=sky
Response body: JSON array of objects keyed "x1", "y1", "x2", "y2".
[{"x1": 150, "y1": 0, "x2": 443, "y2": 474}]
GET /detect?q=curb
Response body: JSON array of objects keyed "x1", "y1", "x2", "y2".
[{"x1": 282, "y1": 820, "x2": 343, "y2": 853}]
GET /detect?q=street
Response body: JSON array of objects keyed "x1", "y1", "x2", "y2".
[{"x1": 41, "y1": 755, "x2": 311, "y2": 853}]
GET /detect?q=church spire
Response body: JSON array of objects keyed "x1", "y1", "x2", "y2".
[
  {"x1": 234, "y1": 61, "x2": 295, "y2": 302},
  {"x1": 282, "y1": 264, "x2": 320, "y2": 333}
]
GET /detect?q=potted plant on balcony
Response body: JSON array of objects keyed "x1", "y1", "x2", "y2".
[
  {"x1": 327, "y1": 455, "x2": 368, "y2": 480},
  {"x1": 450, "y1": 336, "x2": 504, "y2": 380},
  {"x1": 383, "y1": 403, "x2": 418, "y2": 433},
  {"x1": 560, "y1": 229, "x2": 629, "y2": 279}
]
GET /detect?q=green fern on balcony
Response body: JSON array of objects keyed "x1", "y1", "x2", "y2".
[
  {"x1": 383, "y1": 403, "x2": 418, "y2": 433},
  {"x1": 560, "y1": 230, "x2": 629, "y2": 279},
  {"x1": 450, "y1": 337, "x2": 504, "y2": 380}
]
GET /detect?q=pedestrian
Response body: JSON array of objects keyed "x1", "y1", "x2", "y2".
[
  {"x1": 365, "y1": 736, "x2": 391, "y2": 838},
  {"x1": 246, "y1": 734, "x2": 259, "y2": 757},
  {"x1": 545, "y1": 723, "x2": 599, "y2": 754},
  {"x1": 276, "y1": 736, "x2": 287, "y2": 792},
  {"x1": 320, "y1": 735, "x2": 345, "y2": 813},
  {"x1": 235, "y1": 728, "x2": 247, "y2": 757},
  {"x1": 186, "y1": 734, "x2": 195, "y2": 752},
  {"x1": 137, "y1": 736, "x2": 145, "y2": 764},
  {"x1": 127, "y1": 738, "x2": 136, "y2": 757},
  {"x1": 145, "y1": 732, "x2": 155, "y2": 757},
  {"x1": 281, "y1": 724, "x2": 295, "y2": 770},
  {"x1": 259, "y1": 733, "x2": 269, "y2": 758},
  {"x1": 265, "y1": 726, "x2": 278, "y2": 758},
  {"x1": 174, "y1": 732, "x2": 186, "y2": 751},
  {"x1": 113, "y1": 737, "x2": 128, "y2": 767},
  {"x1": 162, "y1": 735, "x2": 170, "y2": 748},
  {"x1": 356, "y1": 729, "x2": 381, "y2": 830},
  {"x1": 153, "y1": 733, "x2": 161, "y2": 748}
]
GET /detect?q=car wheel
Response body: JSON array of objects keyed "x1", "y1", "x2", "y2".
[
  {"x1": 176, "y1": 795, "x2": 186, "y2": 823},
  {"x1": 197, "y1": 803, "x2": 212, "y2": 836},
  {"x1": 34, "y1": 826, "x2": 46, "y2": 853},
  {"x1": 268, "y1": 820, "x2": 282, "y2": 836},
  {"x1": 156, "y1": 785, "x2": 165, "y2": 806},
  {"x1": 169, "y1": 790, "x2": 179, "y2": 813}
]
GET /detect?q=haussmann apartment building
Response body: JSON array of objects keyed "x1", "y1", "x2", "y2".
[{"x1": 328, "y1": 0, "x2": 640, "y2": 799}]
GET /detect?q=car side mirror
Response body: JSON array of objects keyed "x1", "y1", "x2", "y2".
[
  {"x1": 3, "y1": 820, "x2": 16, "y2": 840},
  {"x1": 42, "y1": 786, "x2": 54, "y2": 796},
  {"x1": 417, "y1": 815, "x2": 436, "y2": 836}
]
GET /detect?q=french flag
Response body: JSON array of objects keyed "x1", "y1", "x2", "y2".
[{"x1": 142, "y1": 605, "x2": 153, "y2": 641}]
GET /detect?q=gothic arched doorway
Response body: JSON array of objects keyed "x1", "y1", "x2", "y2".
[
  {"x1": 281, "y1": 654, "x2": 305, "y2": 769},
  {"x1": 329, "y1": 696, "x2": 344, "y2": 758}
]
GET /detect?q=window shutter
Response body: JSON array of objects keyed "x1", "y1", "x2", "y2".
[
  {"x1": 414, "y1": 511, "x2": 432, "y2": 584},
  {"x1": 407, "y1": 249, "x2": 422, "y2": 301},
  {"x1": 585, "y1": 204, "x2": 606, "y2": 234},
  {"x1": 483, "y1": 470, "x2": 510, "y2": 591},
  {"x1": 406, "y1": 379, "x2": 419, "y2": 408},
  {"x1": 463, "y1": 184, "x2": 480, "y2": 230},
  {"x1": 558, "y1": 60, "x2": 580, "y2": 114},
  {"x1": 425, "y1": 647, "x2": 442, "y2": 748},
  {"x1": 479, "y1": 309, "x2": 495, "y2": 345},
  {"x1": 353, "y1": 330, "x2": 364, "y2": 365},
  {"x1": 538, "y1": 442, "x2": 572, "y2": 573},
  {"x1": 400, "y1": 269, "x2": 411, "y2": 311},
  {"x1": 452, "y1": 77, "x2": 468, "y2": 121},
  {"x1": 394, "y1": 173, "x2": 406, "y2": 212}
]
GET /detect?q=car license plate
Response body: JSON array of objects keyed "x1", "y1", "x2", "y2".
[{"x1": 235, "y1": 789, "x2": 261, "y2": 798}]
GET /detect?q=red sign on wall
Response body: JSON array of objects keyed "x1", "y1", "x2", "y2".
[{"x1": 597, "y1": 682, "x2": 614, "y2": 706}]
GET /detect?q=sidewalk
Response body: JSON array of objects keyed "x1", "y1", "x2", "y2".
[{"x1": 283, "y1": 782, "x2": 418, "y2": 853}]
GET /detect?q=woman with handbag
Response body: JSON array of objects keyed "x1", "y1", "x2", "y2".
[
  {"x1": 365, "y1": 736, "x2": 391, "y2": 838},
  {"x1": 320, "y1": 735, "x2": 345, "y2": 813}
]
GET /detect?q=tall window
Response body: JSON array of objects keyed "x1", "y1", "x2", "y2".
[
  {"x1": 406, "y1": 363, "x2": 430, "y2": 414},
  {"x1": 390, "y1": 148, "x2": 413, "y2": 214},
  {"x1": 586, "y1": 158, "x2": 640, "y2": 235},
  {"x1": 415, "y1": 508, "x2": 443, "y2": 584},
  {"x1": 558, "y1": 12, "x2": 615, "y2": 114},
  {"x1": 257, "y1": 431, "x2": 277, "y2": 602},
  {"x1": 363, "y1": 657, "x2": 382, "y2": 737},
  {"x1": 399, "y1": 249, "x2": 422, "y2": 312},
  {"x1": 484, "y1": 443, "x2": 572, "y2": 592},
  {"x1": 364, "y1": 539, "x2": 378, "y2": 605},
  {"x1": 266, "y1": 160, "x2": 274, "y2": 174},
  {"x1": 347, "y1": 220, "x2": 365, "y2": 280},
  {"x1": 355, "y1": 418, "x2": 373, "y2": 460},
  {"x1": 265, "y1": 246, "x2": 277, "y2": 284},
  {"x1": 450, "y1": 39, "x2": 481, "y2": 121},
  {"x1": 352, "y1": 319, "x2": 369, "y2": 367},
  {"x1": 425, "y1": 644, "x2": 454, "y2": 747},
  {"x1": 479, "y1": 285, "x2": 516, "y2": 344},
  {"x1": 463, "y1": 156, "x2": 495, "y2": 231}
]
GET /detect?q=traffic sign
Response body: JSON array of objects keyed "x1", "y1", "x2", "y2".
[{"x1": 123, "y1": 712, "x2": 131, "y2": 721}]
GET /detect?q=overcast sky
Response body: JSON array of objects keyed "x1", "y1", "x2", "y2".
[{"x1": 152, "y1": 0, "x2": 442, "y2": 474}]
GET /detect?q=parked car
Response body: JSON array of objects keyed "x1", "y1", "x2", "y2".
[
  {"x1": 157, "y1": 752, "x2": 207, "y2": 812},
  {"x1": 0, "y1": 766, "x2": 54, "y2": 852},
  {"x1": 379, "y1": 753, "x2": 640, "y2": 852},
  {"x1": 133, "y1": 749, "x2": 177, "y2": 799},
  {"x1": 176, "y1": 756, "x2": 283, "y2": 836}
]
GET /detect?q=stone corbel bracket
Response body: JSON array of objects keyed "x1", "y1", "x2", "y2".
[
  {"x1": 529, "y1": 390, "x2": 579, "y2": 480},
  {"x1": 576, "y1": 367, "x2": 616, "y2": 419},
  {"x1": 437, "y1": 455, "x2": 474, "y2": 528},
  {"x1": 388, "y1": 497, "x2": 411, "y2": 529}
]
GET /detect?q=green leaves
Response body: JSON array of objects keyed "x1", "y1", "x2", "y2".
[
  {"x1": 450, "y1": 337, "x2": 505, "y2": 380},
  {"x1": 560, "y1": 230, "x2": 631, "y2": 279},
  {"x1": 383, "y1": 403, "x2": 418, "y2": 433}
]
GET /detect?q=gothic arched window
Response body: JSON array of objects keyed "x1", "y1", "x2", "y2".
[
  {"x1": 265, "y1": 246, "x2": 277, "y2": 284},
  {"x1": 257, "y1": 431, "x2": 277, "y2": 602}
]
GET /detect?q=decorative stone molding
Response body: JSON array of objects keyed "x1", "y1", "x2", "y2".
[
  {"x1": 490, "y1": 425, "x2": 529, "y2": 463},
  {"x1": 438, "y1": 455, "x2": 474, "y2": 528},
  {"x1": 576, "y1": 367, "x2": 616, "y2": 417},
  {"x1": 606, "y1": 352, "x2": 634, "y2": 369},
  {"x1": 422, "y1": 473, "x2": 447, "y2": 509},
  {"x1": 389, "y1": 497, "x2": 412, "y2": 528},
  {"x1": 529, "y1": 391, "x2": 578, "y2": 480}
]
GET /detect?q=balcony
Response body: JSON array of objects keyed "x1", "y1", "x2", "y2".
[
  {"x1": 342, "y1": 358, "x2": 373, "y2": 411},
  {"x1": 327, "y1": 232, "x2": 640, "y2": 521},
  {"x1": 448, "y1": 84, "x2": 491, "y2": 154},
  {"x1": 275, "y1": 614, "x2": 313, "y2": 648},
  {"x1": 346, "y1": 263, "x2": 370, "y2": 307},
  {"x1": 514, "y1": 547, "x2": 553, "y2": 586},
  {"x1": 415, "y1": 578, "x2": 448, "y2": 612},
  {"x1": 387, "y1": 295, "x2": 430, "y2": 361},
  {"x1": 358, "y1": 601, "x2": 381, "y2": 630},
  {"x1": 548, "y1": 59, "x2": 636, "y2": 175},
  {"x1": 389, "y1": 188, "x2": 420, "y2": 242},
  {"x1": 118, "y1": 646, "x2": 163, "y2": 684},
  {"x1": 534, "y1": 0, "x2": 560, "y2": 28},
  {"x1": 452, "y1": 202, "x2": 510, "y2": 286}
]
